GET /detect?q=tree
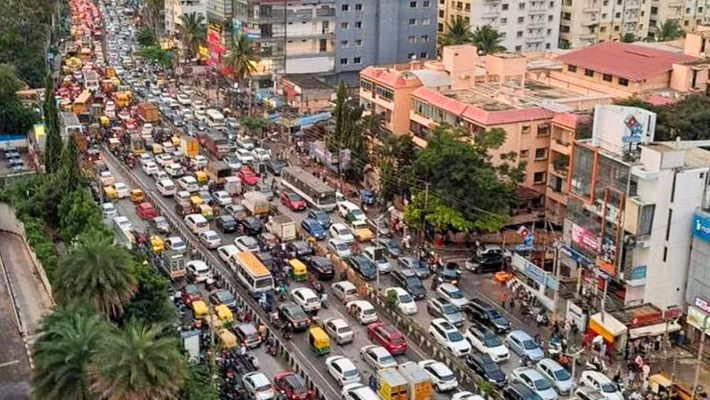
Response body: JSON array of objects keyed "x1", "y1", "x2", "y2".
[
  {"x1": 59, "y1": 134, "x2": 81, "y2": 191},
  {"x1": 242, "y1": 116, "x2": 268, "y2": 138},
  {"x1": 656, "y1": 19, "x2": 683, "y2": 41},
  {"x1": 377, "y1": 135, "x2": 417, "y2": 203},
  {"x1": 136, "y1": 28, "x2": 156, "y2": 47},
  {"x1": 57, "y1": 188, "x2": 104, "y2": 242},
  {"x1": 438, "y1": 18, "x2": 473, "y2": 48},
  {"x1": 121, "y1": 263, "x2": 175, "y2": 326},
  {"x1": 90, "y1": 321, "x2": 186, "y2": 400},
  {"x1": 0, "y1": 64, "x2": 39, "y2": 136},
  {"x1": 330, "y1": 81, "x2": 368, "y2": 181},
  {"x1": 222, "y1": 34, "x2": 259, "y2": 113},
  {"x1": 32, "y1": 305, "x2": 107, "y2": 400},
  {"x1": 621, "y1": 33, "x2": 636, "y2": 42},
  {"x1": 44, "y1": 79, "x2": 63, "y2": 173},
  {"x1": 0, "y1": 0, "x2": 52, "y2": 87},
  {"x1": 142, "y1": 0, "x2": 164, "y2": 34},
  {"x1": 471, "y1": 25, "x2": 506, "y2": 55},
  {"x1": 177, "y1": 12, "x2": 206, "y2": 60},
  {"x1": 140, "y1": 46, "x2": 173, "y2": 70},
  {"x1": 54, "y1": 235, "x2": 138, "y2": 319},
  {"x1": 181, "y1": 363, "x2": 219, "y2": 400}
]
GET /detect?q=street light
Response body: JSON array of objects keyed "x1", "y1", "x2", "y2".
[{"x1": 376, "y1": 205, "x2": 395, "y2": 291}]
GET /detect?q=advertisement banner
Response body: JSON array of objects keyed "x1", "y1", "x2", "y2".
[
  {"x1": 687, "y1": 306, "x2": 710, "y2": 334},
  {"x1": 691, "y1": 212, "x2": 710, "y2": 243},
  {"x1": 512, "y1": 254, "x2": 546, "y2": 287},
  {"x1": 571, "y1": 224, "x2": 599, "y2": 254},
  {"x1": 206, "y1": 30, "x2": 225, "y2": 67},
  {"x1": 695, "y1": 297, "x2": 710, "y2": 314},
  {"x1": 591, "y1": 105, "x2": 657, "y2": 157}
]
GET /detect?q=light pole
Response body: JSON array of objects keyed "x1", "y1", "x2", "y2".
[
  {"x1": 692, "y1": 314, "x2": 709, "y2": 400},
  {"x1": 376, "y1": 206, "x2": 395, "y2": 291}
]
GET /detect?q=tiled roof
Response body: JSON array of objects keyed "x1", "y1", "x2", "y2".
[
  {"x1": 556, "y1": 41, "x2": 696, "y2": 81},
  {"x1": 552, "y1": 113, "x2": 591, "y2": 129},
  {"x1": 360, "y1": 67, "x2": 420, "y2": 89}
]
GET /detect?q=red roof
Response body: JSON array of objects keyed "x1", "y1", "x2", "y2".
[
  {"x1": 360, "y1": 67, "x2": 419, "y2": 89},
  {"x1": 552, "y1": 113, "x2": 591, "y2": 130},
  {"x1": 557, "y1": 42, "x2": 696, "y2": 81},
  {"x1": 646, "y1": 94, "x2": 678, "y2": 106}
]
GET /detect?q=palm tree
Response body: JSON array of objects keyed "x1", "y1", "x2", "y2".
[
  {"x1": 438, "y1": 18, "x2": 473, "y2": 48},
  {"x1": 177, "y1": 12, "x2": 206, "y2": 60},
  {"x1": 54, "y1": 236, "x2": 138, "y2": 319},
  {"x1": 91, "y1": 321, "x2": 186, "y2": 400},
  {"x1": 656, "y1": 19, "x2": 683, "y2": 41},
  {"x1": 471, "y1": 25, "x2": 506, "y2": 55},
  {"x1": 222, "y1": 33, "x2": 259, "y2": 115},
  {"x1": 32, "y1": 305, "x2": 106, "y2": 400},
  {"x1": 361, "y1": 112, "x2": 386, "y2": 141}
]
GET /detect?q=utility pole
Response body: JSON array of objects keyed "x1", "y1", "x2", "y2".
[
  {"x1": 601, "y1": 277, "x2": 608, "y2": 323},
  {"x1": 551, "y1": 241, "x2": 561, "y2": 321},
  {"x1": 420, "y1": 182, "x2": 429, "y2": 243},
  {"x1": 692, "y1": 314, "x2": 709, "y2": 400}
]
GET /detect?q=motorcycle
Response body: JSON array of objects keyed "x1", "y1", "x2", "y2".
[{"x1": 585, "y1": 356, "x2": 608, "y2": 373}]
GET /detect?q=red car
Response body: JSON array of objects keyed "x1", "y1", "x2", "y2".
[
  {"x1": 280, "y1": 191, "x2": 306, "y2": 211},
  {"x1": 182, "y1": 284, "x2": 203, "y2": 306},
  {"x1": 366, "y1": 322, "x2": 407, "y2": 355},
  {"x1": 273, "y1": 371, "x2": 313, "y2": 400},
  {"x1": 136, "y1": 202, "x2": 159, "y2": 220},
  {"x1": 239, "y1": 167, "x2": 259, "y2": 186}
]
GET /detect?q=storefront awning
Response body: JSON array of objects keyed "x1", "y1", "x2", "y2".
[
  {"x1": 590, "y1": 312, "x2": 628, "y2": 343},
  {"x1": 629, "y1": 321, "x2": 682, "y2": 339}
]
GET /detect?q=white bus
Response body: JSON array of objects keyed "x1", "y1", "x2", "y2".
[
  {"x1": 227, "y1": 251, "x2": 274, "y2": 296},
  {"x1": 281, "y1": 166, "x2": 337, "y2": 211},
  {"x1": 205, "y1": 109, "x2": 225, "y2": 130}
]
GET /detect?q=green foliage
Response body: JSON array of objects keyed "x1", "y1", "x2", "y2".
[
  {"x1": 121, "y1": 263, "x2": 175, "y2": 326},
  {"x1": 242, "y1": 116, "x2": 268, "y2": 137},
  {"x1": 656, "y1": 19, "x2": 683, "y2": 41},
  {"x1": 438, "y1": 18, "x2": 473, "y2": 48},
  {"x1": 177, "y1": 13, "x2": 206, "y2": 59},
  {"x1": 44, "y1": 80, "x2": 63, "y2": 174},
  {"x1": 137, "y1": 28, "x2": 156, "y2": 47},
  {"x1": 59, "y1": 135, "x2": 82, "y2": 192},
  {"x1": 222, "y1": 34, "x2": 259, "y2": 83},
  {"x1": 621, "y1": 33, "x2": 636, "y2": 43},
  {"x1": 57, "y1": 188, "x2": 104, "y2": 243},
  {"x1": 181, "y1": 363, "x2": 220, "y2": 400},
  {"x1": 377, "y1": 135, "x2": 417, "y2": 203},
  {"x1": 385, "y1": 289, "x2": 399, "y2": 310},
  {"x1": 22, "y1": 216, "x2": 59, "y2": 282},
  {"x1": 471, "y1": 25, "x2": 506, "y2": 55},
  {"x1": 0, "y1": 0, "x2": 52, "y2": 87},
  {"x1": 0, "y1": 65, "x2": 39, "y2": 135},
  {"x1": 330, "y1": 81, "x2": 369, "y2": 181},
  {"x1": 140, "y1": 46, "x2": 174, "y2": 70}
]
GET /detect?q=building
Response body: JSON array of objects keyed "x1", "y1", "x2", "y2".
[
  {"x1": 653, "y1": 0, "x2": 710, "y2": 39},
  {"x1": 277, "y1": 74, "x2": 334, "y2": 113},
  {"x1": 437, "y1": 0, "x2": 561, "y2": 53},
  {"x1": 165, "y1": 0, "x2": 208, "y2": 35},
  {"x1": 560, "y1": 0, "x2": 651, "y2": 48}
]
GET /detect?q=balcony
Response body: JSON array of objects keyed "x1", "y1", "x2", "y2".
[
  {"x1": 579, "y1": 32, "x2": 597, "y2": 39},
  {"x1": 550, "y1": 137, "x2": 571, "y2": 155},
  {"x1": 546, "y1": 186, "x2": 568, "y2": 206},
  {"x1": 582, "y1": 18, "x2": 599, "y2": 26},
  {"x1": 527, "y1": 19, "x2": 547, "y2": 27},
  {"x1": 481, "y1": 11, "x2": 499, "y2": 18},
  {"x1": 528, "y1": 6, "x2": 548, "y2": 14},
  {"x1": 315, "y1": 7, "x2": 335, "y2": 18},
  {"x1": 525, "y1": 35, "x2": 545, "y2": 42}
]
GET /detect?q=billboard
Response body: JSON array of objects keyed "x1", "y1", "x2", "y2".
[
  {"x1": 591, "y1": 105, "x2": 656, "y2": 157},
  {"x1": 692, "y1": 212, "x2": 710, "y2": 243},
  {"x1": 571, "y1": 223, "x2": 599, "y2": 254}
]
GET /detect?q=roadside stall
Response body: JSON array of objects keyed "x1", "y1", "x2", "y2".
[{"x1": 588, "y1": 312, "x2": 628, "y2": 353}]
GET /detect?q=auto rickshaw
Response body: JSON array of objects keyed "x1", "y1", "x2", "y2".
[
  {"x1": 195, "y1": 171, "x2": 208, "y2": 186},
  {"x1": 170, "y1": 136, "x2": 181, "y2": 147},
  {"x1": 215, "y1": 304, "x2": 234, "y2": 324},
  {"x1": 218, "y1": 328, "x2": 238, "y2": 350},
  {"x1": 150, "y1": 235, "x2": 164, "y2": 253},
  {"x1": 190, "y1": 195, "x2": 204, "y2": 211},
  {"x1": 308, "y1": 327, "x2": 331, "y2": 356},
  {"x1": 191, "y1": 300, "x2": 209, "y2": 328},
  {"x1": 152, "y1": 143, "x2": 163, "y2": 154},
  {"x1": 100, "y1": 115, "x2": 110, "y2": 127},
  {"x1": 289, "y1": 259, "x2": 308, "y2": 282},
  {"x1": 129, "y1": 188, "x2": 145, "y2": 203},
  {"x1": 199, "y1": 204, "x2": 214, "y2": 220},
  {"x1": 103, "y1": 186, "x2": 118, "y2": 201}
]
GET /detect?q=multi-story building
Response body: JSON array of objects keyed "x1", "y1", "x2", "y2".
[
  {"x1": 165, "y1": 0, "x2": 208, "y2": 35},
  {"x1": 560, "y1": 0, "x2": 652, "y2": 48},
  {"x1": 652, "y1": 0, "x2": 710, "y2": 38},
  {"x1": 437, "y1": 0, "x2": 561, "y2": 53}
]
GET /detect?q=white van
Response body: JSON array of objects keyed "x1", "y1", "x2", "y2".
[
  {"x1": 332, "y1": 281, "x2": 358, "y2": 303},
  {"x1": 338, "y1": 201, "x2": 366, "y2": 221},
  {"x1": 156, "y1": 179, "x2": 176, "y2": 197},
  {"x1": 165, "y1": 163, "x2": 183, "y2": 179},
  {"x1": 184, "y1": 214, "x2": 210, "y2": 234},
  {"x1": 345, "y1": 300, "x2": 378, "y2": 324}
]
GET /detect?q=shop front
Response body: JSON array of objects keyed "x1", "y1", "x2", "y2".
[
  {"x1": 588, "y1": 312, "x2": 628, "y2": 353},
  {"x1": 511, "y1": 254, "x2": 558, "y2": 311}
]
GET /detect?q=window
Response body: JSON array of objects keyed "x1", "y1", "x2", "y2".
[
  {"x1": 438, "y1": 22, "x2": 444, "y2": 31},
  {"x1": 408, "y1": 36, "x2": 417, "y2": 43},
  {"x1": 548, "y1": 15, "x2": 553, "y2": 21},
  {"x1": 518, "y1": 16, "x2": 524, "y2": 23},
  {"x1": 341, "y1": 4, "x2": 349, "y2": 11},
  {"x1": 600, "y1": 26, "x2": 607, "y2": 32},
  {"x1": 663, "y1": 246, "x2": 668, "y2": 262},
  {"x1": 602, "y1": 73, "x2": 612, "y2": 82},
  {"x1": 699, "y1": 7, "x2": 704, "y2": 12},
  {"x1": 340, "y1": 22, "x2": 349, "y2": 29},
  {"x1": 502, "y1": 3, "x2": 509, "y2": 10},
  {"x1": 615, "y1": 12, "x2": 621, "y2": 18},
  {"x1": 355, "y1": 3, "x2": 363, "y2": 10},
  {"x1": 355, "y1": 39, "x2": 363, "y2": 46},
  {"x1": 522, "y1": 125, "x2": 531, "y2": 134},
  {"x1": 535, "y1": 148, "x2": 548, "y2": 160},
  {"x1": 376, "y1": 86, "x2": 394, "y2": 101},
  {"x1": 520, "y1": 150, "x2": 529, "y2": 158},
  {"x1": 501, "y1": 17, "x2": 507, "y2": 24},
  {"x1": 422, "y1": 17, "x2": 431, "y2": 25},
  {"x1": 423, "y1": 0, "x2": 431, "y2": 6},
  {"x1": 421, "y1": 35, "x2": 430, "y2": 42},
  {"x1": 537, "y1": 124, "x2": 550, "y2": 136},
  {"x1": 360, "y1": 79, "x2": 373, "y2": 91},
  {"x1": 439, "y1": 10, "x2": 444, "y2": 17},
  {"x1": 340, "y1": 58, "x2": 348, "y2": 65},
  {"x1": 408, "y1": 52, "x2": 416, "y2": 59},
  {"x1": 533, "y1": 172, "x2": 547, "y2": 184},
  {"x1": 686, "y1": 7, "x2": 690, "y2": 13},
  {"x1": 517, "y1": 31, "x2": 523, "y2": 37},
  {"x1": 584, "y1": 69, "x2": 594, "y2": 77},
  {"x1": 614, "y1": 25, "x2": 620, "y2": 31},
  {"x1": 515, "y1": 45, "x2": 522, "y2": 51},
  {"x1": 409, "y1": 18, "x2": 417, "y2": 25},
  {"x1": 420, "y1": 52, "x2": 428, "y2": 58},
  {"x1": 519, "y1": 2, "x2": 525, "y2": 9},
  {"x1": 410, "y1": 1, "x2": 417, "y2": 7},
  {"x1": 603, "y1": 0, "x2": 608, "y2": 4},
  {"x1": 465, "y1": 3, "x2": 470, "y2": 11},
  {"x1": 354, "y1": 57, "x2": 361, "y2": 64},
  {"x1": 340, "y1": 40, "x2": 349, "y2": 47},
  {"x1": 619, "y1": 77, "x2": 629, "y2": 86},
  {"x1": 684, "y1": 20, "x2": 689, "y2": 26},
  {"x1": 355, "y1": 21, "x2": 362, "y2": 28}
]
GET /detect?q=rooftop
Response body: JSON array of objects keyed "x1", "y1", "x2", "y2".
[
  {"x1": 360, "y1": 64, "x2": 452, "y2": 89},
  {"x1": 557, "y1": 41, "x2": 697, "y2": 81},
  {"x1": 282, "y1": 74, "x2": 333, "y2": 91}
]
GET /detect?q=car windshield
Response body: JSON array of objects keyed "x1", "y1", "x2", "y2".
[
  {"x1": 288, "y1": 193, "x2": 301, "y2": 201},
  {"x1": 343, "y1": 369, "x2": 359, "y2": 377},
  {"x1": 335, "y1": 242, "x2": 349, "y2": 250},
  {"x1": 601, "y1": 382, "x2": 618, "y2": 393},
  {"x1": 522, "y1": 339, "x2": 539, "y2": 350},
  {"x1": 447, "y1": 331, "x2": 464, "y2": 342},
  {"x1": 439, "y1": 372, "x2": 455, "y2": 381},
  {"x1": 338, "y1": 326, "x2": 353, "y2": 334},
  {"x1": 380, "y1": 355, "x2": 395, "y2": 364},
  {"x1": 287, "y1": 306, "x2": 306, "y2": 319},
  {"x1": 483, "y1": 336, "x2": 502, "y2": 347},
  {"x1": 399, "y1": 294, "x2": 413, "y2": 303},
  {"x1": 338, "y1": 228, "x2": 349, "y2": 235},
  {"x1": 483, "y1": 362, "x2": 500, "y2": 373},
  {"x1": 441, "y1": 304, "x2": 457, "y2": 315},
  {"x1": 447, "y1": 289, "x2": 464, "y2": 299},
  {"x1": 254, "y1": 383, "x2": 272, "y2": 392},
  {"x1": 363, "y1": 308, "x2": 375, "y2": 315},
  {"x1": 218, "y1": 292, "x2": 235, "y2": 302},
  {"x1": 405, "y1": 277, "x2": 423, "y2": 289},
  {"x1": 489, "y1": 309, "x2": 503, "y2": 319},
  {"x1": 553, "y1": 368, "x2": 571, "y2": 381},
  {"x1": 533, "y1": 378, "x2": 552, "y2": 391}
]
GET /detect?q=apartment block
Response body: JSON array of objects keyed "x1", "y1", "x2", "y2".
[
  {"x1": 560, "y1": 0, "x2": 652, "y2": 48},
  {"x1": 437, "y1": 0, "x2": 561, "y2": 53},
  {"x1": 165, "y1": 0, "x2": 208, "y2": 35},
  {"x1": 652, "y1": 0, "x2": 710, "y2": 37}
]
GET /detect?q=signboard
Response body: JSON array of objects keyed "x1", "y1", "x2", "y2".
[
  {"x1": 591, "y1": 105, "x2": 656, "y2": 157},
  {"x1": 695, "y1": 297, "x2": 710, "y2": 315},
  {"x1": 571, "y1": 224, "x2": 599, "y2": 254},
  {"x1": 629, "y1": 265, "x2": 647, "y2": 281},
  {"x1": 512, "y1": 254, "x2": 556, "y2": 289},
  {"x1": 687, "y1": 306, "x2": 710, "y2": 334},
  {"x1": 692, "y1": 212, "x2": 710, "y2": 243}
]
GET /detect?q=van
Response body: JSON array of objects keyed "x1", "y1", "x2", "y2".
[
  {"x1": 338, "y1": 201, "x2": 366, "y2": 221},
  {"x1": 233, "y1": 323, "x2": 262, "y2": 349},
  {"x1": 156, "y1": 179, "x2": 176, "y2": 197},
  {"x1": 332, "y1": 281, "x2": 358, "y2": 303},
  {"x1": 345, "y1": 300, "x2": 378, "y2": 324},
  {"x1": 184, "y1": 214, "x2": 209, "y2": 234}
]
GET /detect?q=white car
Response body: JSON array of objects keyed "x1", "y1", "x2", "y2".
[
  {"x1": 165, "y1": 163, "x2": 183, "y2": 178},
  {"x1": 234, "y1": 236, "x2": 259, "y2": 252},
  {"x1": 337, "y1": 201, "x2": 366, "y2": 220},
  {"x1": 385, "y1": 287, "x2": 417, "y2": 315},
  {"x1": 437, "y1": 283, "x2": 469, "y2": 309},
  {"x1": 139, "y1": 153, "x2": 153, "y2": 165},
  {"x1": 212, "y1": 191, "x2": 232, "y2": 206},
  {"x1": 235, "y1": 148, "x2": 254, "y2": 164},
  {"x1": 155, "y1": 153, "x2": 173, "y2": 168},
  {"x1": 217, "y1": 244, "x2": 239, "y2": 262},
  {"x1": 363, "y1": 246, "x2": 390, "y2": 273},
  {"x1": 323, "y1": 318, "x2": 354, "y2": 345},
  {"x1": 290, "y1": 288, "x2": 321, "y2": 312},
  {"x1": 465, "y1": 325, "x2": 509, "y2": 363},
  {"x1": 186, "y1": 260, "x2": 212, "y2": 283},
  {"x1": 536, "y1": 358, "x2": 574, "y2": 395},
  {"x1": 419, "y1": 360, "x2": 458, "y2": 392},
  {"x1": 237, "y1": 136, "x2": 255, "y2": 150},
  {"x1": 341, "y1": 384, "x2": 378, "y2": 400},
  {"x1": 142, "y1": 160, "x2": 159, "y2": 176},
  {"x1": 428, "y1": 318, "x2": 471, "y2": 357},
  {"x1": 153, "y1": 170, "x2": 169, "y2": 182},
  {"x1": 177, "y1": 176, "x2": 199, "y2": 192},
  {"x1": 198, "y1": 230, "x2": 222, "y2": 249},
  {"x1": 252, "y1": 147, "x2": 271, "y2": 162},
  {"x1": 328, "y1": 239, "x2": 352, "y2": 258},
  {"x1": 100, "y1": 171, "x2": 115, "y2": 186},
  {"x1": 191, "y1": 155, "x2": 208, "y2": 168},
  {"x1": 345, "y1": 300, "x2": 378, "y2": 324},
  {"x1": 194, "y1": 109, "x2": 207, "y2": 121},
  {"x1": 512, "y1": 367, "x2": 558, "y2": 400},
  {"x1": 165, "y1": 236, "x2": 187, "y2": 253},
  {"x1": 325, "y1": 356, "x2": 361, "y2": 387},
  {"x1": 102, "y1": 203, "x2": 118, "y2": 219},
  {"x1": 113, "y1": 216, "x2": 133, "y2": 232},
  {"x1": 359, "y1": 345, "x2": 397, "y2": 370},
  {"x1": 452, "y1": 392, "x2": 485, "y2": 400},
  {"x1": 579, "y1": 371, "x2": 623, "y2": 400},
  {"x1": 242, "y1": 372, "x2": 276, "y2": 400},
  {"x1": 114, "y1": 182, "x2": 129, "y2": 198},
  {"x1": 329, "y1": 223, "x2": 355, "y2": 243}
]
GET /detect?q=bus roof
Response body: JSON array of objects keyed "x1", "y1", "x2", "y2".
[
  {"x1": 282, "y1": 167, "x2": 334, "y2": 194},
  {"x1": 235, "y1": 251, "x2": 270, "y2": 277}
]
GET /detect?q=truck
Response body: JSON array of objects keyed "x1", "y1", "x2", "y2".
[
  {"x1": 181, "y1": 137, "x2": 199, "y2": 158},
  {"x1": 203, "y1": 132, "x2": 229, "y2": 157},
  {"x1": 242, "y1": 191, "x2": 269, "y2": 215},
  {"x1": 397, "y1": 362, "x2": 433, "y2": 400},
  {"x1": 376, "y1": 369, "x2": 409, "y2": 400},
  {"x1": 158, "y1": 249, "x2": 187, "y2": 280},
  {"x1": 206, "y1": 161, "x2": 232, "y2": 188},
  {"x1": 224, "y1": 176, "x2": 242, "y2": 198},
  {"x1": 137, "y1": 102, "x2": 159, "y2": 123},
  {"x1": 267, "y1": 215, "x2": 296, "y2": 242},
  {"x1": 130, "y1": 134, "x2": 145, "y2": 155}
]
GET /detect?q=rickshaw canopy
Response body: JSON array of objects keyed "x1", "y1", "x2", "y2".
[
  {"x1": 218, "y1": 329, "x2": 237, "y2": 349},
  {"x1": 195, "y1": 171, "x2": 208, "y2": 184},
  {"x1": 129, "y1": 188, "x2": 145, "y2": 203},
  {"x1": 199, "y1": 204, "x2": 214, "y2": 218},
  {"x1": 150, "y1": 236, "x2": 164, "y2": 252},
  {"x1": 289, "y1": 259, "x2": 307, "y2": 275},
  {"x1": 215, "y1": 304, "x2": 234, "y2": 323},
  {"x1": 190, "y1": 195, "x2": 204, "y2": 207},
  {"x1": 192, "y1": 300, "x2": 208, "y2": 318}
]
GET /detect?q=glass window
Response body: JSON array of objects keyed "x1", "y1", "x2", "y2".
[
  {"x1": 355, "y1": 3, "x2": 363, "y2": 10},
  {"x1": 619, "y1": 77, "x2": 629, "y2": 86},
  {"x1": 376, "y1": 86, "x2": 394, "y2": 101},
  {"x1": 585, "y1": 69, "x2": 594, "y2": 77},
  {"x1": 568, "y1": 64, "x2": 577, "y2": 72},
  {"x1": 341, "y1": 4, "x2": 349, "y2": 11}
]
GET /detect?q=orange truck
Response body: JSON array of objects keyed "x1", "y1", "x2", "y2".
[{"x1": 137, "y1": 103, "x2": 159, "y2": 123}]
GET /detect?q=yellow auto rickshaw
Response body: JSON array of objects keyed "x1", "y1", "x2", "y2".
[
  {"x1": 199, "y1": 204, "x2": 214, "y2": 220},
  {"x1": 150, "y1": 235, "x2": 164, "y2": 253},
  {"x1": 170, "y1": 136, "x2": 181, "y2": 147},
  {"x1": 218, "y1": 328, "x2": 237, "y2": 350},
  {"x1": 103, "y1": 186, "x2": 118, "y2": 201},
  {"x1": 215, "y1": 304, "x2": 234, "y2": 324},
  {"x1": 195, "y1": 170, "x2": 208, "y2": 186},
  {"x1": 308, "y1": 327, "x2": 331, "y2": 356},
  {"x1": 191, "y1": 300, "x2": 209, "y2": 328},
  {"x1": 152, "y1": 143, "x2": 163, "y2": 154},
  {"x1": 100, "y1": 115, "x2": 110, "y2": 127},
  {"x1": 190, "y1": 195, "x2": 204, "y2": 211},
  {"x1": 129, "y1": 188, "x2": 145, "y2": 203},
  {"x1": 289, "y1": 259, "x2": 308, "y2": 282}
]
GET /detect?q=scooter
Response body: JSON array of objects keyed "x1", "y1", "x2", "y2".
[{"x1": 585, "y1": 356, "x2": 608, "y2": 373}]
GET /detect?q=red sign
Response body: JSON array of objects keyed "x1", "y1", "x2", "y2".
[
  {"x1": 663, "y1": 305, "x2": 683, "y2": 320},
  {"x1": 206, "y1": 30, "x2": 225, "y2": 67},
  {"x1": 571, "y1": 224, "x2": 599, "y2": 254}
]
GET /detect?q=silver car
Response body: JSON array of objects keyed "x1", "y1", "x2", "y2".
[
  {"x1": 199, "y1": 230, "x2": 222, "y2": 249},
  {"x1": 536, "y1": 358, "x2": 573, "y2": 395},
  {"x1": 328, "y1": 239, "x2": 352, "y2": 258}
]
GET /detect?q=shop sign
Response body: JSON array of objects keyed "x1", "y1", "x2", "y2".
[
  {"x1": 694, "y1": 297, "x2": 710, "y2": 315},
  {"x1": 571, "y1": 224, "x2": 599, "y2": 254},
  {"x1": 512, "y1": 254, "x2": 545, "y2": 286},
  {"x1": 630, "y1": 265, "x2": 647, "y2": 281},
  {"x1": 691, "y1": 212, "x2": 710, "y2": 243},
  {"x1": 687, "y1": 306, "x2": 710, "y2": 333}
]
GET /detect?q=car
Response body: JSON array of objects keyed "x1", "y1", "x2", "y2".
[
  {"x1": 329, "y1": 223, "x2": 355, "y2": 243},
  {"x1": 287, "y1": 240, "x2": 313, "y2": 258},
  {"x1": 234, "y1": 235, "x2": 260, "y2": 252},
  {"x1": 368, "y1": 218, "x2": 392, "y2": 238},
  {"x1": 366, "y1": 322, "x2": 407, "y2": 355},
  {"x1": 209, "y1": 289, "x2": 237, "y2": 309},
  {"x1": 290, "y1": 287, "x2": 321, "y2": 312},
  {"x1": 301, "y1": 218, "x2": 326, "y2": 240},
  {"x1": 437, "y1": 283, "x2": 469, "y2": 309},
  {"x1": 477, "y1": 244, "x2": 512, "y2": 260},
  {"x1": 359, "y1": 345, "x2": 398, "y2": 370},
  {"x1": 217, "y1": 244, "x2": 239, "y2": 262},
  {"x1": 177, "y1": 176, "x2": 199, "y2": 192},
  {"x1": 536, "y1": 358, "x2": 573, "y2": 395},
  {"x1": 328, "y1": 239, "x2": 352, "y2": 258},
  {"x1": 223, "y1": 155, "x2": 241, "y2": 171},
  {"x1": 198, "y1": 230, "x2": 222, "y2": 249},
  {"x1": 165, "y1": 236, "x2": 187, "y2": 253},
  {"x1": 136, "y1": 202, "x2": 159, "y2": 220},
  {"x1": 398, "y1": 257, "x2": 430, "y2": 278},
  {"x1": 238, "y1": 166, "x2": 259, "y2": 185},
  {"x1": 114, "y1": 182, "x2": 129, "y2": 198},
  {"x1": 257, "y1": 182, "x2": 274, "y2": 201},
  {"x1": 212, "y1": 191, "x2": 233, "y2": 206},
  {"x1": 503, "y1": 382, "x2": 544, "y2": 400},
  {"x1": 236, "y1": 149, "x2": 255, "y2": 165},
  {"x1": 225, "y1": 204, "x2": 247, "y2": 220},
  {"x1": 149, "y1": 216, "x2": 170, "y2": 234},
  {"x1": 266, "y1": 159, "x2": 286, "y2": 176},
  {"x1": 332, "y1": 281, "x2": 358, "y2": 304},
  {"x1": 273, "y1": 371, "x2": 313, "y2": 400},
  {"x1": 216, "y1": 215, "x2": 238, "y2": 233},
  {"x1": 389, "y1": 269, "x2": 427, "y2": 300},
  {"x1": 462, "y1": 298, "x2": 511, "y2": 333},
  {"x1": 465, "y1": 252, "x2": 505, "y2": 273},
  {"x1": 572, "y1": 386, "x2": 607, "y2": 400},
  {"x1": 142, "y1": 160, "x2": 159, "y2": 175},
  {"x1": 253, "y1": 147, "x2": 271, "y2": 162},
  {"x1": 512, "y1": 368, "x2": 558, "y2": 400},
  {"x1": 360, "y1": 189, "x2": 376, "y2": 205},
  {"x1": 465, "y1": 324, "x2": 509, "y2": 362},
  {"x1": 372, "y1": 237, "x2": 401, "y2": 258},
  {"x1": 347, "y1": 219, "x2": 373, "y2": 242},
  {"x1": 465, "y1": 352, "x2": 508, "y2": 388},
  {"x1": 280, "y1": 191, "x2": 307, "y2": 211},
  {"x1": 186, "y1": 260, "x2": 212, "y2": 282},
  {"x1": 452, "y1": 392, "x2": 485, "y2": 400},
  {"x1": 506, "y1": 330, "x2": 545, "y2": 361},
  {"x1": 437, "y1": 262, "x2": 461, "y2": 283},
  {"x1": 338, "y1": 201, "x2": 366, "y2": 221},
  {"x1": 323, "y1": 318, "x2": 354, "y2": 344},
  {"x1": 325, "y1": 356, "x2": 361, "y2": 386},
  {"x1": 427, "y1": 297, "x2": 465, "y2": 327},
  {"x1": 239, "y1": 216, "x2": 264, "y2": 236},
  {"x1": 341, "y1": 383, "x2": 378, "y2": 400},
  {"x1": 102, "y1": 203, "x2": 118, "y2": 219},
  {"x1": 362, "y1": 246, "x2": 390, "y2": 273},
  {"x1": 100, "y1": 171, "x2": 116, "y2": 186},
  {"x1": 345, "y1": 300, "x2": 378, "y2": 324},
  {"x1": 419, "y1": 360, "x2": 458, "y2": 392},
  {"x1": 428, "y1": 318, "x2": 471, "y2": 357},
  {"x1": 237, "y1": 136, "x2": 256, "y2": 150},
  {"x1": 191, "y1": 155, "x2": 208, "y2": 168},
  {"x1": 306, "y1": 256, "x2": 334, "y2": 280},
  {"x1": 347, "y1": 255, "x2": 377, "y2": 280},
  {"x1": 579, "y1": 371, "x2": 623, "y2": 400},
  {"x1": 182, "y1": 284, "x2": 203, "y2": 306},
  {"x1": 153, "y1": 170, "x2": 170, "y2": 182},
  {"x1": 278, "y1": 302, "x2": 311, "y2": 332},
  {"x1": 307, "y1": 209, "x2": 331, "y2": 228},
  {"x1": 198, "y1": 190, "x2": 213, "y2": 204},
  {"x1": 242, "y1": 372, "x2": 277, "y2": 400},
  {"x1": 155, "y1": 153, "x2": 173, "y2": 168},
  {"x1": 384, "y1": 287, "x2": 418, "y2": 315}
]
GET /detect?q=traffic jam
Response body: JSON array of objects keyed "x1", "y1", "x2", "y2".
[{"x1": 65, "y1": 0, "x2": 604, "y2": 399}]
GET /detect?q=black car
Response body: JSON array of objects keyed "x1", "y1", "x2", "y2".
[
  {"x1": 208, "y1": 289, "x2": 237, "y2": 309},
  {"x1": 462, "y1": 298, "x2": 511, "y2": 333},
  {"x1": 503, "y1": 382, "x2": 542, "y2": 400},
  {"x1": 240, "y1": 216, "x2": 264, "y2": 236},
  {"x1": 437, "y1": 262, "x2": 462, "y2": 283},
  {"x1": 465, "y1": 254, "x2": 504, "y2": 274},
  {"x1": 278, "y1": 302, "x2": 311, "y2": 332},
  {"x1": 347, "y1": 255, "x2": 377, "y2": 280},
  {"x1": 390, "y1": 269, "x2": 427, "y2": 300},
  {"x1": 215, "y1": 215, "x2": 238, "y2": 233},
  {"x1": 256, "y1": 252, "x2": 275, "y2": 270},
  {"x1": 266, "y1": 159, "x2": 287, "y2": 176},
  {"x1": 287, "y1": 240, "x2": 313, "y2": 259},
  {"x1": 465, "y1": 352, "x2": 507, "y2": 388},
  {"x1": 306, "y1": 256, "x2": 334, "y2": 280},
  {"x1": 398, "y1": 257, "x2": 430, "y2": 278}
]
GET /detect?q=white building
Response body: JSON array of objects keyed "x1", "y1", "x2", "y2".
[{"x1": 165, "y1": 0, "x2": 207, "y2": 35}]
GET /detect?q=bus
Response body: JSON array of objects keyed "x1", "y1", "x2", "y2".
[
  {"x1": 281, "y1": 166, "x2": 337, "y2": 211},
  {"x1": 227, "y1": 251, "x2": 274, "y2": 296},
  {"x1": 206, "y1": 109, "x2": 225, "y2": 130}
]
